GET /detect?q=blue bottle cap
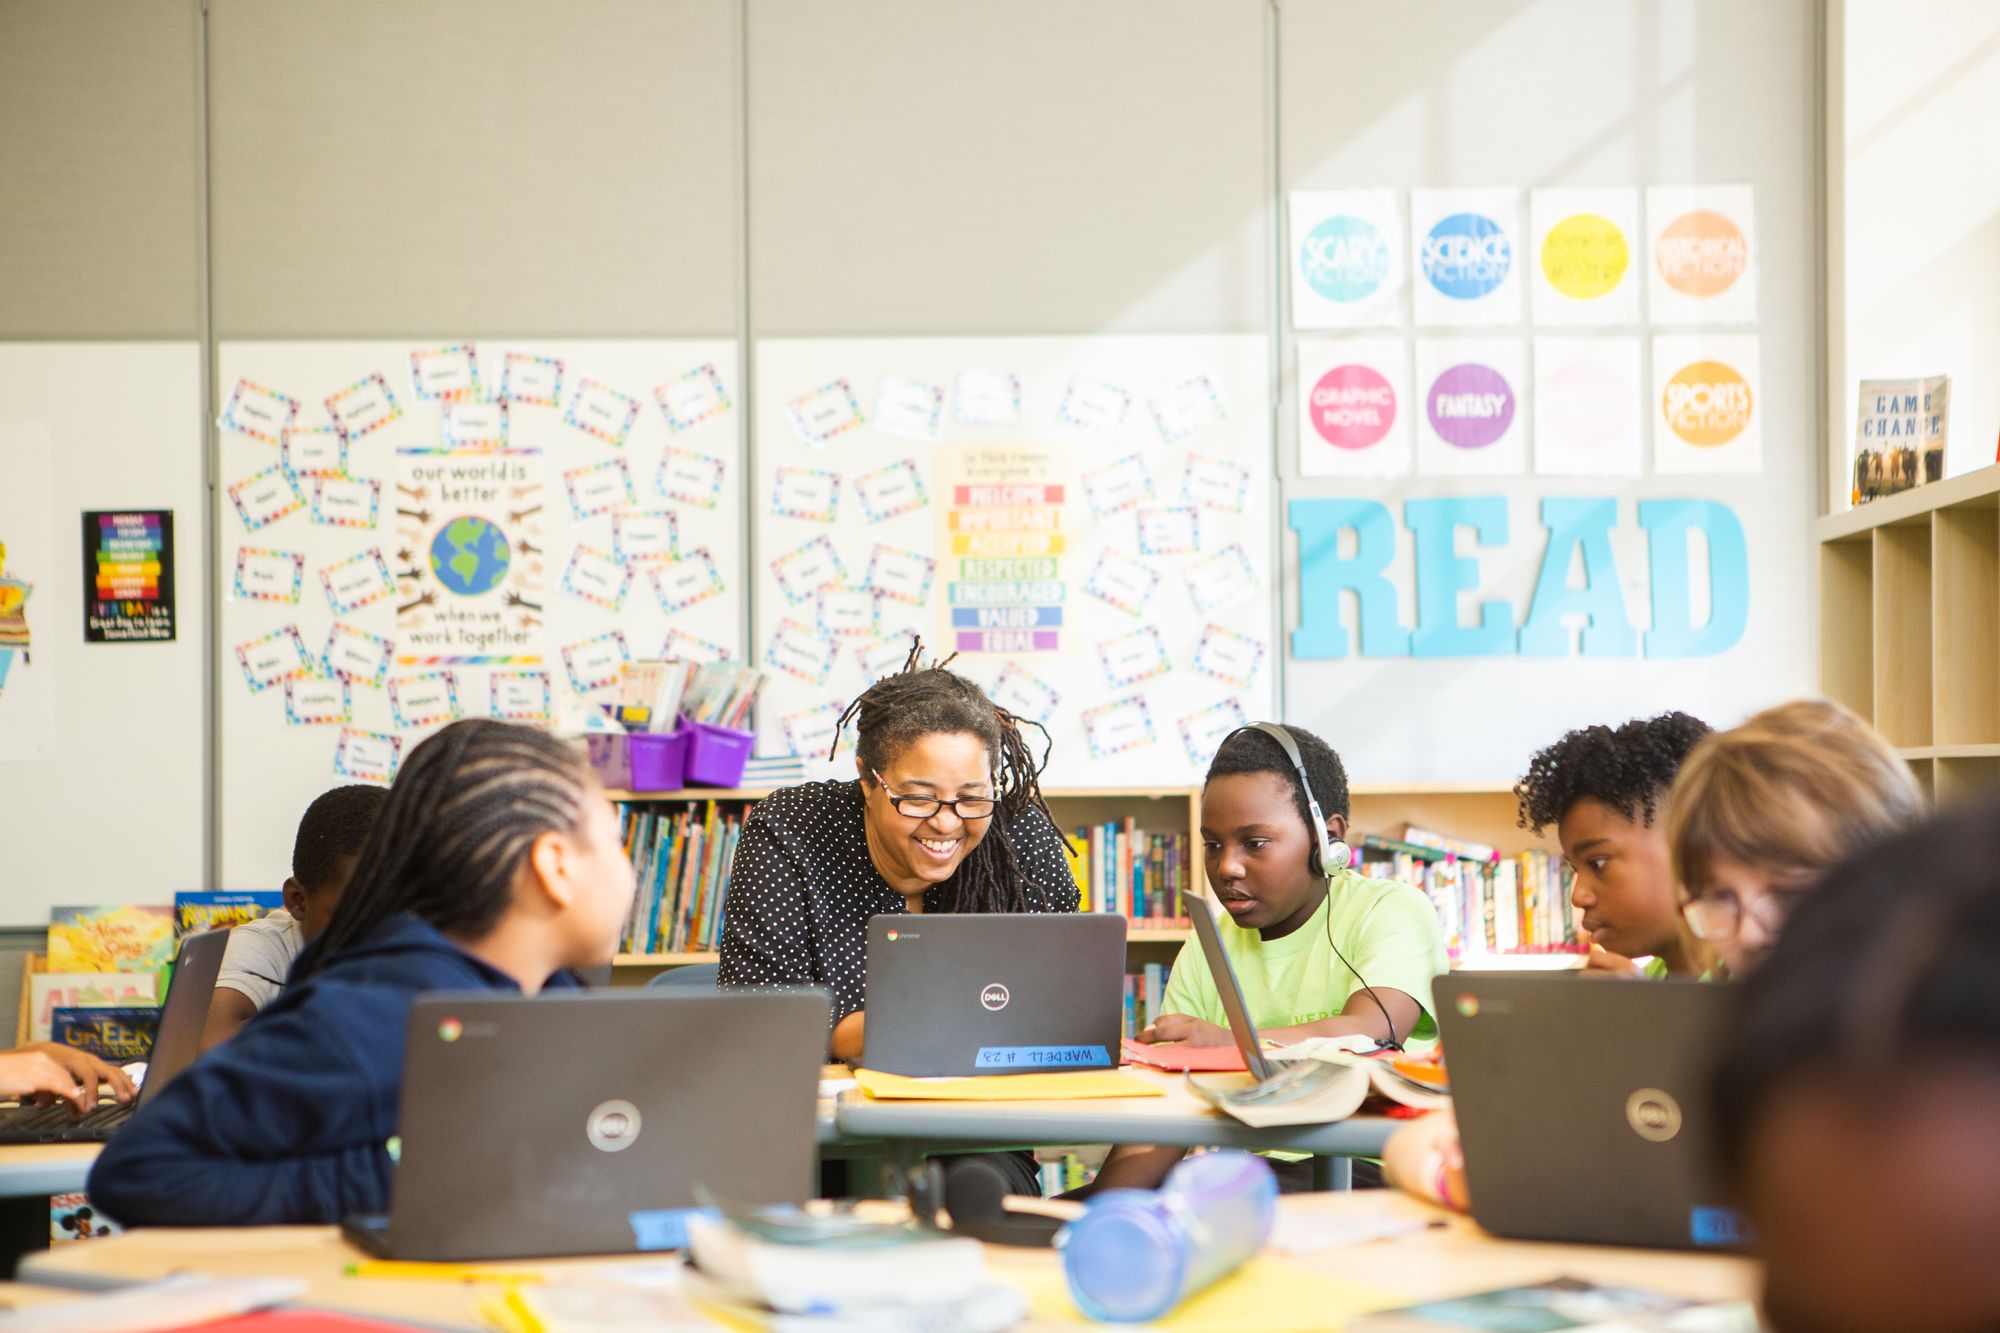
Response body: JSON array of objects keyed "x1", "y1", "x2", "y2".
[{"x1": 1060, "y1": 1191, "x2": 1187, "y2": 1323}]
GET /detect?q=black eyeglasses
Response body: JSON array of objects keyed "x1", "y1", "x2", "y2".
[{"x1": 871, "y1": 770, "x2": 996, "y2": 821}]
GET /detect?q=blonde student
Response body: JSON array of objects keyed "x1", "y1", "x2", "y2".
[
  {"x1": 88, "y1": 720, "x2": 637, "y2": 1227},
  {"x1": 1092, "y1": 723, "x2": 1448, "y2": 1192},
  {"x1": 1385, "y1": 696, "x2": 1925, "y2": 1211},
  {"x1": 1669, "y1": 697, "x2": 1924, "y2": 977},
  {"x1": 1714, "y1": 797, "x2": 2000, "y2": 1332}
]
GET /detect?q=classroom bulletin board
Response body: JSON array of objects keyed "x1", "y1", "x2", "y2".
[
  {"x1": 754, "y1": 336, "x2": 1278, "y2": 789},
  {"x1": 214, "y1": 341, "x2": 743, "y2": 884}
]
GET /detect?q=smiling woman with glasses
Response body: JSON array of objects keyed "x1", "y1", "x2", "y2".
[
  {"x1": 1665, "y1": 698, "x2": 1925, "y2": 978},
  {"x1": 718, "y1": 638, "x2": 1078, "y2": 1070}
]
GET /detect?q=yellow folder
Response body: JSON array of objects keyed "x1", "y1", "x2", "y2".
[{"x1": 853, "y1": 1068, "x2": 1165, "y2": 1101}]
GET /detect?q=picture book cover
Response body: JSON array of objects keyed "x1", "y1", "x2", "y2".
[
  {"x1": 175, "y1": 889, "x2": 283, "y2": 939},
  {"x1": 50, "y1": 1005, "x2": 160, "y2": 1063},
  {"x1": 50, "y1": 1192, "x2": 122, "y2": 1244},
  {"x1": 47, "y1": 904, "x2": 174, "y2": 973},
  {"x1": 1854, "y1": 375, "x2": 1948, "y2": 505},
  {"x1": 26, "y1": 972, "x2": 158, "y2": 1044}
]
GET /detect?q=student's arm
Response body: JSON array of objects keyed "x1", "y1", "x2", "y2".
[
  {"x1": 1381, "y1": 1110, "x2": 1469, "y2": 1212},
  {"x1": 87, "y1": 999, "x2": 396, "y2": 1227},
  {"x1": 1252, "y1": 987, "x2": 1425, "y2": 1047},
  {"x1": 202, "y1": 918, "x2": 296, "y2": 1051},
  {"x1": 198, "y1": 987, "x2": 259, "y2": 1053},
  {"x1": 1086, "y1": 1143, "x2": 1188, "y2": 1193}
]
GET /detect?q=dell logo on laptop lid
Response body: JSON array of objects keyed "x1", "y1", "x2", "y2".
[
  {"x1": 980, "y1": 983, "x2": 1010, "y2": 1011},
  {"x1": 587, "y1": 1099, "x2": 643, "y2": 1153},
  {"x1": 1625, "y1": 1088, "x2": 1684, "y2": 1143}
]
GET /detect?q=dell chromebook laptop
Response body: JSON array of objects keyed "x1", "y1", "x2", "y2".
[
  {"x1": 0, "y1": 926, "x2": 229, "y2": 1144},
  {"x1": 344, "y1": 988, "x2": 830, "y2": 1261},
  {"x1": 1434, "y1": 972, "x2": 1750, "y2": 1251},
  {"x1": 862, "y1": 913, "x2": 1125, "y2": 1076}
]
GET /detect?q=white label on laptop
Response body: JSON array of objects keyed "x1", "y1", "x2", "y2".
[{"x1": 973, "y1": 1045, "x2": 1112, "y2": 1070}]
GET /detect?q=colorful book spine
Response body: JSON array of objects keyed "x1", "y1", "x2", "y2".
[
  {"x1": 617, "y1": 800, "x2": 751, "y2": 956},
  {"x1": 1356, "y1": 837, "x2": 1580, "y2": 962}
]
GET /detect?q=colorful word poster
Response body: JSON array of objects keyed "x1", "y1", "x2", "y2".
[
  {"x1": 1288, "y1": 189, "x2": 1404, "y2": 330},
  {"x1": 81, "y1": 511, "x2": 175, "y2": 643},
  {"x1": 1411, "y1": 188, "x2": 1524, "y2": 327},
  {"x1": 1652, "y1": 335, "x2": 1762, "y2": 474},
  {"x1": 1416, "y1": 338, "x2": 1527, "y2": 477},
  {"x1": 935, "y1": 446, "x2": 1067, "y2": 657},
  {"x1": 393, "y1": 449, "x2": 546, "y2": 666},
  {"x1": 1296, "y1": 338, "x2": 1411, "y2": 478},
  {"x1": 1532, "y1": 337, "x2": 1643, "y2": 476},
  {"x1": 1529, "y1": 187, "x2": 1640, "y2": 326},
  {"x1": 1647, "y1": 185, "x2": 1757, "y2": 326}
]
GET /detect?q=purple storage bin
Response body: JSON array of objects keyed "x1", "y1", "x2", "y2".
[
  {"x1": 584, "y1": 733, "x2": 633, "y2": 790},
  {"x1": 681, "y1": 718, "x2": 756, "y2": 788},
  {"x1": 627, "y1": 730, "x2": 689, "y2": 792}
]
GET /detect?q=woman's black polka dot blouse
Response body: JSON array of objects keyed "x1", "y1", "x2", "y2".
[{"x1": 718, "y1": 779, "x2": 1080, "y2": 1025}]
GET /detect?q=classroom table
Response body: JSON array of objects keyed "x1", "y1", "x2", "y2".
[
  {"x1": 16, "y1": 1193, "x2": 1759, "y2": 1331},
  {"x1": 0, "y1": 1143, "x2": 97, "y2": 1200},
  {"x1": 832, "y1": 1065, "x2": 1399, "y2": 1189}
]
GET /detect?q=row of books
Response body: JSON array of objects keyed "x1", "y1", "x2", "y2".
[
  {"x1": 1120, "y1": 962, "x2": 1171, "y2": 1040},
  {"x1": 25, "y1": 895, "x2": 286, "y2": 1057},
  {"x1": 1063, "y1": 821, "x2": 1192, "y2": 925},
  {"x1": 1357, "y1": 830, "x2": 1581, "y2": 960},
  {"x1": 616, "y1": 801, "x2": 748, "y2": 956},
  {"x1": 1035, "y1": 1151, "x2": 1096, "y2": 1198}
]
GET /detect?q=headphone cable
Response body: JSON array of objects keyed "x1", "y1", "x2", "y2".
[{"x1": 1323, "y1": 870, "x2": 1404, "y2": 1052}]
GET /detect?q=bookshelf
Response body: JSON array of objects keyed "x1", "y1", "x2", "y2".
[
  {"x1": 1817, "y1": 462, "x2": 2000, "y2": 805},
  {"x1": 604, "y1": 783, "x2": 1558, "y2": 984}
]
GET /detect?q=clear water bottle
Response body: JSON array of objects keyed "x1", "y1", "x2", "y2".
[{"x1": 1058, "y1": 1151, "x2": 1278, "y2": 1323}]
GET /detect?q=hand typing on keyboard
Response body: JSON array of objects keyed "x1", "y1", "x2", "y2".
[{"x1": 0, "y1": 1043, "x2": 137, "y2": 1115}]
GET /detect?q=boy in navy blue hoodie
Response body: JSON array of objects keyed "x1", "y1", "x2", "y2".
[{"x1": 88, "y1": 720, "x2": 637, "y2": 1227}]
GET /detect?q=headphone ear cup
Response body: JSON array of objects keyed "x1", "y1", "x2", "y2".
[{"x1": 1325, "y1": 838, "x2": 1352, "y2": 872}]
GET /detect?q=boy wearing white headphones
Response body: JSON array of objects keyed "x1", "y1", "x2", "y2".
[{"x1": 1090, "y1": 723, "x2": 1448, "y2": 1191}]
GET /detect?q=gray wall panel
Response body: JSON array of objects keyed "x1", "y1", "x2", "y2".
[
  {"x1": 207, "y1": 0, "x2": 741, "y2": 336},
  {"x1": 748, "y1": 0, "x2": 1271, "y2": 334},
  {"x1": 0, "y1": 0, "x2": 202, "y2": 337}
]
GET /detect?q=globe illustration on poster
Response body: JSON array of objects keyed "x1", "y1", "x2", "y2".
[{"x1": 428, "y1": 515, "x2": 512, "y2": 597}]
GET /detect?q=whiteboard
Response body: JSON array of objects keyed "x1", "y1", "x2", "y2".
[
  {"x1": 0, "y1": 344, "x2": 206, "y2": 923},
  {"x1": 217, "y1": 340, "x2": 743, "y2": 885},
  {"x1": 754, "y1": 336, "x2": 1277, "y2": 789}
]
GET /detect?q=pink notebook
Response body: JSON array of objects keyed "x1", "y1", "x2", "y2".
[{"x1": 1121, "y1": 1037, "x2": 1248, "y2": 1072}]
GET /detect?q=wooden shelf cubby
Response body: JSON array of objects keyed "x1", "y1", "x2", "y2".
[
  {"x1": 606, "y1": 783, "x2": 1550, "y2": 979},
  {"x1": 1818, "y1": 463, "x2": 2000, "y2": 804}
]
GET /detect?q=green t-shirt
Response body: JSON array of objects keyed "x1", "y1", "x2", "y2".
[
  {"x1": 1642, "y1": 955, "x2": 1670, "y2": 980},
  {"x1": 1159, "y1": 870, "x2": 1450, "y2": 1052}
]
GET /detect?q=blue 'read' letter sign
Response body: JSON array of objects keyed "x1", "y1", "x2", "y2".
[
  {"x1": 1290, "y1": 498, "x2": 1410, "y2": 660},
  {"x1": 1518, "y1": 497, "x2": 1638, "y2": 657},
  {"x1": 1640, "y1": 499, "x2": 1750, "y2": 658},
  {"x1": 1288, "y1": 495, "x2": 1751, "y2": 661},
  {"x1": 1408, "y1": 497, "x2": 1512, "y2": 658}
]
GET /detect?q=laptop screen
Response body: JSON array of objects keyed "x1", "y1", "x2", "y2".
[
  {"x1": 135, "y1": 927, "x2": 229, "y2": 1107},
  {"x1": 1184, "y1": 894, "x2": 1277, "y2": 1081}
]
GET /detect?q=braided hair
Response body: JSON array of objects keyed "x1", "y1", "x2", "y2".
[
  {"x1": 1514, "y1": 710, "x2": 1711, "y2": 835},
  {"x1": 833, "y1": 638, "x2": 1058, "y2": 915},
  {"x1": 300, "y1": 718, "x2": 597, "y2": 976}
]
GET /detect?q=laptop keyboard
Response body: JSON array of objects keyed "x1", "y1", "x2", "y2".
[{"x1": 0, "y1": 1100, "x2": 134, "y2": 1144}]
